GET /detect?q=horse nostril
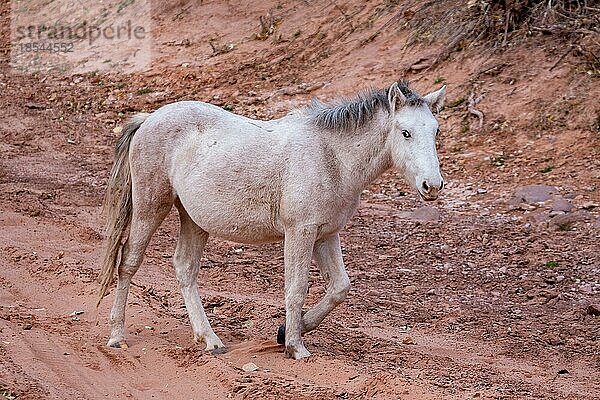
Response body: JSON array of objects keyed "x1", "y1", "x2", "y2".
[{"x1": 422, "y1": 181, "x2": 430, "y2": 193}]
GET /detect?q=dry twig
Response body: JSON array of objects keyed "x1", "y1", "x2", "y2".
[{"x1": 468, "y1": 92, "x2": 484, "y2": 129}]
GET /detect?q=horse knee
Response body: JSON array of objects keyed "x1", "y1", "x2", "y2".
[
  {"x1": 331, "y1": 279, "x2": 350, "y2": 304},
  {"x1": 117, "y1": 263, "x2": 139, "y2": 280}
]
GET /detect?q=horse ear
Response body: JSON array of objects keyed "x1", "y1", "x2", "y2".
[
  {"x1": 387, "y1": 82, "x2": 406, "y2": 113},
  {"x1": 424, "y1": 85, "x2": 446, "y2": 113}
]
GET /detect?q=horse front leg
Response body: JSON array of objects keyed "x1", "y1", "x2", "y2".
[
  {"x1": 283, "y1": 225, "x2": 317, "y2": 359},
  {"x1": 302, "y1": 233, "x2": 350, "y2": 332},
  {"x1": 277, "y1": 233, "x2": 350, "y2": 346}
]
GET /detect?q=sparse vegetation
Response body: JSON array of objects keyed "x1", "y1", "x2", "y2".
[
  {"x1": 253, "y1": 13, "x2": 282, "y2": 41},
  {"x1": 391, "y1": 0, "x2": 600, "y2": 66},
  {"x1": 136, "y1": 87, "x2": 154, "y2": 95},
  {"x1": 0, "y1": 387, "x2": 18, "y2": 400},
  {"x1": 540, "y1": 165, "x2": 554, "y2": 173},
  {"x1": 558, "y1": 222, "x2": 573, "y2": 231},
  {"x1": 209, "y1": 40, "x2": 235, "y2": 57},
  {"x1": 492, "y1": 154, "x2": 507, "y2": 167},
  {"x1": 544, "y1": 261, "x2": 560, "y2": 268}
]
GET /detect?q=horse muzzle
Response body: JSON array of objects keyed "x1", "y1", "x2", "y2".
[{"x1": 418, "y1": 179, "x2": 443, "y2": 201}]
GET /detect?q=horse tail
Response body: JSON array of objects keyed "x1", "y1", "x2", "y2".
[{"x1": 97, "y1": 113, "x2": 150, "y2": 307}]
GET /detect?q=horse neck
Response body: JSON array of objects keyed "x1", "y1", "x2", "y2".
[{"x1": 321, "y1": 116, "x2": 393, "y2": 197}]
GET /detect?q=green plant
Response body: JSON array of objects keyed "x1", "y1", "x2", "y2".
[
  {"x1": 136, "y1": 87, "x2": 153, "y2": 95},
  {"x1": 544, "y1": 261, "x2": 560, "y2": 268},
  {"x1": 492, "y1": 155, "x2": 506, "y2": 167},
  {"x1": 557, "y1": 222, "x2": 572, "y2": 231},
  {"x1": 434, "y1": 76, "x2": 446, "y2": 84},
  {"x1": 540, "y1": 165, "x2": 554, "y2": 173},
  {"x1": 0, "y1": 386, "x2": 18, "y2": 400}
]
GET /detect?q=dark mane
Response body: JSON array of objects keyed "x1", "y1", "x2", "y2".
[
  {"x1": 306, "y1": 80, "x2": 424, "y2": 132},
  {"x1": 397, "y1": 80, "x2": 425, "y2": 107}
]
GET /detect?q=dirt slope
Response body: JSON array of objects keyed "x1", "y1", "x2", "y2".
[{"x1": 1, "y1": 1, "x2": 599, "y2": 399}]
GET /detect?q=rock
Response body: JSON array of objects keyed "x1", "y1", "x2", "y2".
[
  {"x1": 586, "y1": 304, "x2": 600, "y2": 316},
  {"x1": 410, "y1": 59, "x2": 431, "y2": 71},
  {"x1": 525, "y1": 289, "x2": 538, "y2": 300},
  {"x1": 551, "y1": 198, "x2": 574, "y2": 212},
  {"x1": 402, "y1": 335, "x2": 415, "y2": 345},
  {"x1": 581, "y1": 201, "x2": 599, "y2": 209},
  {"x1": 545, "y1": 333, "x2": 564, "y2": 346},
  {"x1": 403, "y1": 285, "x2": 418, "y2": 295},
  {"x1": 524, "y1": 209, "x2": 551, "y2": 224},
  {"x1": 25, "y1": 102, "x2": 45, "y2": 109},
  {"x1": 594, "y1": 218, "x2": 600, "y2": 229},
  {"x1": 580, "y1": 283, "x2": 593, "y2": 295},
  {"x1": 408, "y1": 206, "x2": 440, "y2": 222},
  {"x1": 241, "y1": 362, "x2": 259, "y2": 372},
  {"x1": 550, "y1": 211, "x2": 591, "y2": 229},
  {"x1": 511, "y1": 185, "x2": 557, "y2": 205},
  {"x1": 540, "y1": 289, "x2": 559, "y2": 299},
  {"x1": 23, "y1": 323, "x2": 32, "y2": 330}
]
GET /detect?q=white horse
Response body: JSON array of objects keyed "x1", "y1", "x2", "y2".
[{"x1": 98, "y1": 80, "x2": 446, "y2": 359}]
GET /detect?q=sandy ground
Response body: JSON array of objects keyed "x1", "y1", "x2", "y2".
[{"x1": 1, "y1": 1, "x2": 599, "y2": 399}]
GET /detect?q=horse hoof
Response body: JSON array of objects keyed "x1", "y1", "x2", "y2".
[
  {"x1": 108, "y1": 340, "x2": 128, "y2": 349},
  {"x1": 210, "y1": 346, "x2": 228, "y2": 355},
  {"x1": 277, "y1": 324, "x2": 285, "y2": 345},
  {"x1": 285, "y1": 343, "x2": 311, "y2": 360}
]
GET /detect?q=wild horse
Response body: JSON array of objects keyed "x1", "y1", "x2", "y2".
[{"x1": 98, "y1": 80, "x2": 446, "y2": 359}]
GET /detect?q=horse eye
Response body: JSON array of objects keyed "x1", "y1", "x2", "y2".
[{"x1": 401, "y1": 130, "x2": 411, "y2": 138}]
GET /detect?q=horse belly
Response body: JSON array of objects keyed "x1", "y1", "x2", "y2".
[
  {"x1": 177, "y1": 179, "x2": 284, "y2": 244},
  {"x1": 193, "y1": 202, "x2": 283, "y2": 244}
]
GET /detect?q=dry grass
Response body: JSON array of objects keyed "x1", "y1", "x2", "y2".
[{"x1": 387, "y1": 0, "x2": 600, "y2": 69}]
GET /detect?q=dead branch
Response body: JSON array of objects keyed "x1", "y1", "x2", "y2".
[
  {"x1": 468, "y1": 92, "x2": 484, "y2": 129},
  {"x1": 549, "y1": 44, "x2": 573, "y2": 70},
  {"x1": 209, "y1": 40, "x2": 235, "y2": 57},
  {"x1": 254, "y1": 13, "x2": 280, "y2": 40}
]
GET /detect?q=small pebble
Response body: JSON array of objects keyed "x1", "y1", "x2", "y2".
[
  {"x1": 403, "y1": 285, "x2": 418, "y2": 295},
  {"x1": 402, "y1": 336, "x2": 415, "y2": 345},
  {"x1": 242, "y1": 362, "x2": 259, "y2": 372}
]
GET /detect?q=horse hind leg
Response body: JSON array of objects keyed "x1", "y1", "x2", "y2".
[
  {"x1": 174, "y1": 200, "x2": 224, "y2": 351},
  {"x1": 107, "y1": 201, "x2": 171, "y2": 348}
]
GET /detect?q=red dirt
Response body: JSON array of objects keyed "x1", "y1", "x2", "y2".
[{"x1": 1, "y1": 1, "x2": 599, "y2": 399}]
